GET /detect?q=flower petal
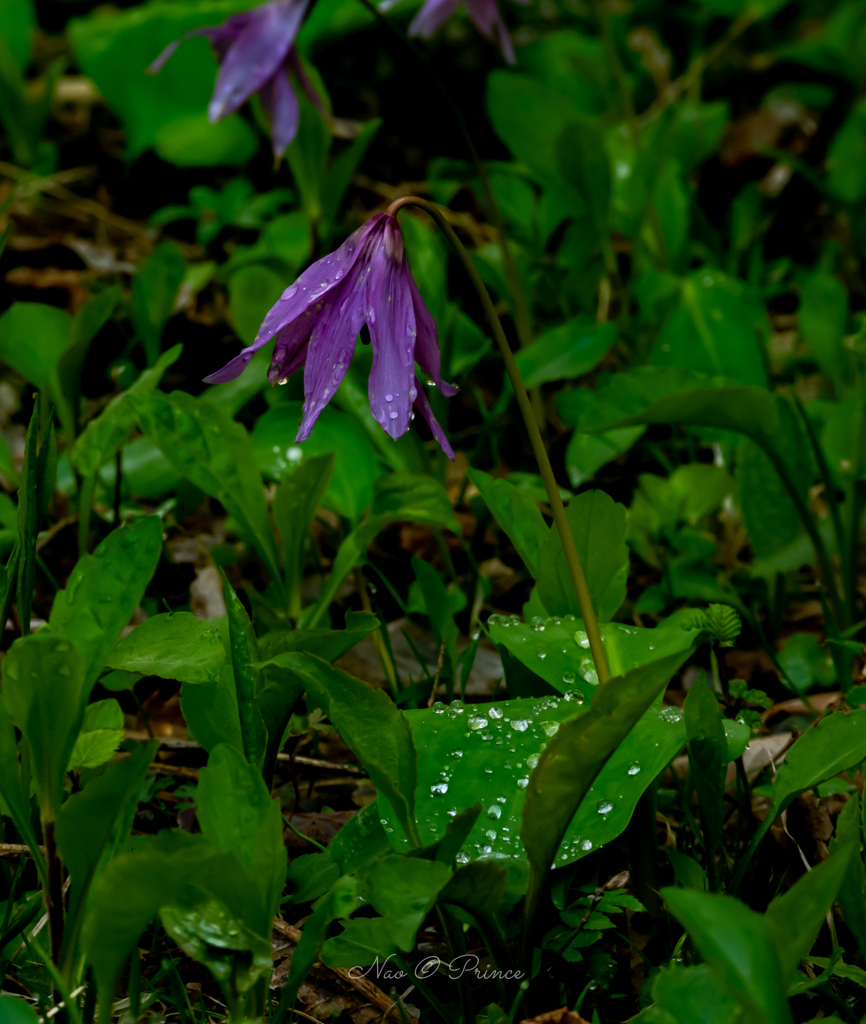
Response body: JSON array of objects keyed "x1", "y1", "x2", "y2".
[
  {"x1": 268, "y1": 321, "x2": 313, "y2": 383},
  {"x1": 412, "y1": 376, "x2": 455, "y2": 460},
  {"x1": 208, "y1": 0, "x2": 309, "y2": 122},
  {"x1": 366, "y1": 241, "x2": 417, "y2": 441},
  {"x1": 465, "y1": 0, "x2": 515, "y2": 61},
  {"x1": 295, "y1": 263, "x2": 368, "y2": 441},
  {"x1": 406, "y1": 270, "x2": 459, "y2": 397},
  {"x1": 408, "y1": 0, "x2": 459, "y2": 38},
  {"x1": 255, "y1": 214, "x2": 385, "y2": 344},
  {"x1": 147, "y1": 22, "x2": 239, "y2": 74},
  {"x1": 259, "y1": 63, "x2": 300, "y2": 156}
]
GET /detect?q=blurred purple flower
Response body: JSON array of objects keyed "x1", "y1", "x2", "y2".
[
  {"x1": 406, "y1": 0, "x2": 527, "y2": 63},
  {"x1": 148, "y1": 0, "x2": 335, "y2": 157},
  {"x1": 203, "y1": 213, "x2": 458, "y2": 458}
]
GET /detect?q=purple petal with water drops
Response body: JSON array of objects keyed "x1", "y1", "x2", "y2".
[
  {"x1": 202, "y1": 347, "x2": 259, "y2": 384},
  {"x1": 366, "y1": 244, "x2": 417, "y2": 441},
  {"x1": 259, "y1": 63, "x2": 300, "y2": 156},
  {"x1": 208, "y1": 0, "x2": 308, "y2": 122},
  {"x1": 255, "y1": 215, "x2": 384, "y2": 344},
  {"x1": 412, "y1": 376, "x2": 455, "y2": 460},
  {"x1": 406, "y1": 270, "x2": 458, "y2": 397},
  {"x1": 409, "y1": 0, "x2": 460, "y2": 38},
  {"x1": 295, "y1": 263, "x2": 368, "y2": 442},
  {"x1": 465, "y1": 0, "x2": 515, "y2": 61},
  {"x1": 267, "y1": 321, "x2": 314, "y2": 383}
]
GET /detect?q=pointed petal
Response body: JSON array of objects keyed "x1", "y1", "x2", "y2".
[
  {"x1": 208, "y1": 0, "x2": 309, "y2": 121},
  {"x1": 465, "y1": 0, "x2": 515, "y2": 61},
  {"x1": 408, "y1": 0, "x2": 459, "y2": 37},
  {"x1": 268, "y1": 322, "x2": 313, "y2": 382},
  {"x1": 295, "y1": 264, "x2": 368, "y2": 441},
  {"x1": 406, "y1": 270, "x2": 459, "y2": 397},
  {"x1": 147, "y1": 24, "x2": 231, "y2": 74},
  {"x1": 413, "y1": 376, "x2": 455, "y2": 460},
  {"x1": 259, "y1": 64, "x2": 300, "y2": 156},
  {"x1": 256, "y1": 214, "x2": 386, "y2": 346},
  {"x1": 367, "y1": 241, "x2": 417, "y2": 441}
]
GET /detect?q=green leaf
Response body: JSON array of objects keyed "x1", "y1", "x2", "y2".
[
  {"x1": 56, "y1": 742, "x2": 157, "y2": 964},
  {"x1": 411, "y1": 555, "x2": 459, "y2": 682},
  {"x1": 273, "y1": 452, "x2": 335, "y2": 618},
  {"x1": 284, "y1": 88, "x2": 329, "y2": 222},
  {"x1": 0, "y1": 302, "x2": 70, "y2": 400},
  {"x1": 131, "y1": 242, "x2": 186, "y2": 366},
  {"x1": 67, "y1": 728, "x2": 123, "y2": 771},
  {"x1": 0, "y1": 697, "x2": 46, "y2": 883},
  {"x1": 16, "y1": 405, "x2": 52, "y2": 634},
  {"x1": 180, "y1": 666, "x2": 244, "y2": 755},
  {"x1": 0, "y1": 996, "x2": 39, "y2": 1024},
  {"x1": 49, "y1": 516, "x2": 164, "y2": 692},
  {"x1": 69, "y1": 0, "x2": 259, "y2": 164},
  {"x1": 827, "y1": 98, "x2": 866, "y2": 204},
  {"x1": 258, "y1": 610, "x2": 379, "y2": 663},
  {"x1": 106, "y1": 612, "x2": 225, "y2": 683},
  {"x1": 514, "y1": 320, "x2": 615, "y2": 388},
  {"x1": 488, "y1": 611, "x2": 700, "y2": 695},
  {"x1": 684, "y1": 672, "x2": 727, "y2": 862},
  {"x1": 651, "y1": 964, "x2": 739, "y2": 1024},
  {"x1": 736, "y1": 437, "x2": 801, "y2": 556},
  {"x1": 661, "y1": 888, "x2": 791, "y2": 1024},
  {"x1": 522, "y1": 650, "x2": 693, "y2": 913},
  {"x1": 537, "y1": 490, "x2": 628, "y2": 620},
  {"x1": 71, "y1": 344, "x2": 182, "y2": 477},
  {"x1": 160, "y1": 897, "x2": 272, "y2": 1003},
  {"x1": 196, "y1": 743, "x2": 286, "y2": 931},
  {"x1": 829, "y1": 792, "x2": 866, "y2": 956},
  {"x1": 2, "y1": 633, "x2": 86, "y2": 820},
  {"x1": 799, "y1": 271, "x2": 850, "y2": 389},
  {"x1": 320, "y1": 117, "x2": 382, "y2": 227},
  {"x1": 252, "y1": 402, "x2": 379, "y2": 525},
  {"x1": 131, "y1": 391, "x2": 281, "y2": 586},
  {"x1": 270, "y1": 652, "x2": 420, "y2": 846},
  {"x1": 220, "y1": 573, "x2": 266, "y2": 768},
  {"x1": 466, "y1": 468, "x2": 548, "y2": 580},
  {"x1": 563, "y1": 425, "x2": 645, "y2": 489},
  {"x1": 227, "y1": 264, "x2": 286, "y2": 346}
]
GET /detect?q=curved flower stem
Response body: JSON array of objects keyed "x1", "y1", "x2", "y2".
[{"x1": 387, "y1": 196, "x2": 611, "y2": 685}]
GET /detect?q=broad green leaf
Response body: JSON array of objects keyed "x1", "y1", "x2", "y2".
[
  {"x1": 737, "y1": 710, "x2": 866, "y2": 877},
  {"x1": 252, "y1": 402, "x2": 379, "y2": 524},
  {"x1": 563, "y1": 426, "x2": 645, "y2": 488},
  {"x1": 220, "y1": 572, "x2": 265, "y2": 768},
  {"x1": 69, "y1": 0, "x2": 259, "y2": 163},
  {"x1": 537, "y1": 490, "x2": 628, "y2": 620},
  {"x1": 764, "y1": 843, "x2": 855, "y2": 989},
  {"x1": 0, "y1": 0, "x2": 33, "y2": 72},
  {"x1": 488, "y1": 611, "x2": 700, "y2": 695},
  {"x1": 270, "y1": 652, "x2": 420, "y2": 846},
  {"x1": 227, "y1": 264, "x2": 286, "y2": 346},
  {"x1": 71, "y1": 344, "x2": 182, "y2": 477},
  {"x1": 652, "y1": 271, "x2": 768, "y2": 387},
  {"x1": 0, "y1": 996, "x2": 39, "y2": 1024},
  {"x1": 2, "y1": 633, "x2": 86, "y2": 820},
  {"x1": 107, "y1": 612, "x2": 225, "y2": 683},
  {"x1": 56, "y1": 742, "x2": 157, "y2": 963},
  {"x1": 522, "y1": 650, "x2": 693, "y2": 910},
  {"x1": 652, "y1": 964, "x2": 738, "y2": 1024},
  {"x1": 67, "y1": 728, "x2": 123, "y2": 771},
  {"x1": 258, "y1": 609, "x2": 379, "y2": 663},
  {"x1": 827, "y1": 97, "x2": 866, "y2": 204},
  {"x1": 377, "y1": 693, "x2": 687, "y2": 869},
  {"x1": 684, "y1": 672, "x2": 727, "y2": 861},
  {"x1": 467, "y1": 467, "x2": 548, "y2": 578},
  {"x1": 661, "y1": 888, "x2": 792, "y2": 1024},
  {"x1": 437, "y1": 860, "x2": 508, "y2": 919},
  {"x1": 273, "y1": 452, "x2": 335, "y2": 618},
  {"x1": 411, "y1": 555, "x2": 459, "y2": 682},
  {"x1": 131, "y1": 391, "x2": 281, "y2": 586},
  {"x1": 84, "y1": 830, "x2": 221, "y2": 1023},
  {"x1": 830, "y1": 793, "x2": 866, "y2": 956},
  {"x1": 0, "y1": 302, "x2": 70, "y2": 401},
  {"x1": 160, "y1": 898, "x2": 272, "y2": 1002},
  {"x1": 514, "y1": 320, "x2": 615, "y2": 388},
  {"x1": 736, "y1": 437, "x2": 801, "y2": 557},
  {"x1": 180, "y1": 665, "x2": 244, "y2": 754},
  {"x1": 131, "y1": 241, "x2": 186, "y2": 366},
  {"x1": 0, "y1": 697, "x2": 45, "y2": 883},
  {"x1": 197, "y1": 743, "x2": 286, "y2": 931},
  {"x1": 49, "y1": 516, "x2": 164, "y2": 691},
  {"x1": 799, "y1": 271, "x2": 850, "y2": 388}
]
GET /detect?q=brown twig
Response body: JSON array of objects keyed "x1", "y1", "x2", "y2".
[{"x1": 272, "y1": 919, "x2": 411, "y2": 1024}]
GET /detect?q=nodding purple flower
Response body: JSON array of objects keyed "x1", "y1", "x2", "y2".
[
  {"x1": 148, "y1": 0, "x2": 348, "y2": 157},
  {"x1": 203, "y1": 214, "x2": 458, "y2": 459},
  {"x1": 406, "y1": 0, "x2": 527, "y2": 63}
]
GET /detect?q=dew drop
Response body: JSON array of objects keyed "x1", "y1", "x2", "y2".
[
  {"x1": 431, "y1": 782, "x2": 449, "y2": 796},
  {"x1": 532, "y1": 616, "x2": 545, "y2": 631},
  {"x1": 562, "y1": 670, "x2": 575, "y2": 685},
  {"x1": 510, "y1": 719, "x2": 529, "y2": 732},
  {"x1": 517, "y1": 777, "x2": 529, "y2": 788},
  {"x1": 627, "y1": 761, "x2": 641, "y2": 776},
  {"x1": 597, "y1": 800, "x2": 614, "y2": 815},
  {"x1": 451, "y1": 749, "x2": 463, "y2": 758},
  {"x1": 489, "y1": 707, "x2": 503, "y2": 719},
  {"x1": 526, "y1": 753, "x2": 540, "y2": 769},
  {"x1": 468, "y1": 716, "x2": 488, "y2": 731},
  {"x1": 389, "y1": 411, "x2": 399, "y2": 420},
  {"x1": 486, "y1": 829, "x2": 497, "y2": 841},
  {"x1": 542, "y1": 721, "x2": 560, "y2": 737},
  {"x1": 456, "y1": 851, "x2": 470, "y2": 864},
  {"x1": 432, "y1": 702, "x2": 446, "y2": 715},
  {"x1": 660, "y1": 706, "x2": 683, "y2": 723},
  {"x1": 487, "y1": 805, "x2": 502, "y2": 820},
  {"x1": 385, "y1": 393, "x2": 394, "y2": 402},
  {"x1": 538, "y1": 650, "x2": 547, "y2": 660},
  {"x1": 580, "y1": 839, "x2": 593, "y2": 852}
]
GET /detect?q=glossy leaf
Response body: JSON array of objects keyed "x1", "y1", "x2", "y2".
[
  {"x1": 514, "y1": 319, "x2": 615, "y2": 388},
  {"x1": 49, "y1": 516, "x2": 164, "y2": 692},
  {"x1": 467, "y1": 467, "x2": 548, "y2": 578},
  {"x1": 131, "y1": 390, "x2": 281, "y2": 586},
  {"x1": 377, "y1": 693, "x2": 687, "y2": 868},
  {"x1": 106, "y1": 611, "x2": 225, "y2": 683},
  {"x1": 652, "y1": 965, "x2": 738, "y2": 1024},
  {"x1": 662, "y1": 888, "x2": 792, "y2": 1024},
  {"x1": 830, "y1": 792, "x2": 866, "y2": 955},
  {"x1": 272, "y1": 451, "x2": 335, "y2": 617},
  {"x1": 269, "y1": 652, "x2": 420, "y2": 846},
  {"x1": 258, "y1": 609, "x2": 379, "y2": 663},
  {"x1": 2, "y1": 633, "x2": 85, "y2": 820},
  {"x1": 0, "y1": 996, "x2": 39, "y2": 1024},
  {"x1": 522, "y1": 650, "x2": 692, "y2": 911},
  {"x1": 180, "y1": 666, "x2": 244, "y2": 755}
]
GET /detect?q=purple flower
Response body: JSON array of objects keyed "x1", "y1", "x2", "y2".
[
  {"x1": 407, "y1": 0, "x2": 527, "y2": 63},
  {"x1": 203, "y1": 214, "x2": 458, "y2": 458},
  {"x1": 148, "y1": 0, "x2": 344, "y2": 157}
]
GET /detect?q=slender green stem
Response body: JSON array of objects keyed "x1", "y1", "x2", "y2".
[{"x1": 386, "y1": 196, "x2": 612, "y2": 684}]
